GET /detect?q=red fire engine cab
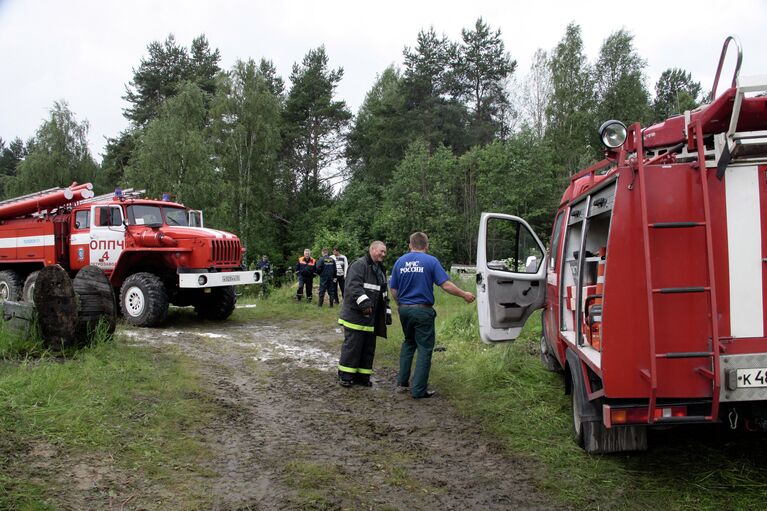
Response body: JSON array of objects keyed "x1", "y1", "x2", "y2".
[
  {"x1": 476, "y1": 36, "x2": 767, "y2": 452},
  {"x1": 0, "y1": 185, "x2": 260, "y2": 327}
]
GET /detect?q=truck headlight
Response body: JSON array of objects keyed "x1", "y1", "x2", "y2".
[
  {"x1": 599, "y1": 120, "x2": 627, "y2": 149},
  {"x1": 254, "y1": 272, "x2": 261, "y2": 283}
]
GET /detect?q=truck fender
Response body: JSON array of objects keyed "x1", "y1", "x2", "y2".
[
  {"x1": 565, "y1": 347, "x2": 601, "y2": 423},
  {"x1": 109, "y1": 248, "x2": 188, "y2": 288}
]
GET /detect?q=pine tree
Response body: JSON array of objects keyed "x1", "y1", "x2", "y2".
[
  {"x1": 282, "y1": 46, "x2": 351, "y2": 200},
  {"x1": 123, "y1": 34, "x2": 221, "y2": 127},
  {"x1": 653, "y1": 68, "x2": 702, "y2": 121},
  {"x1": 453, "y1": 18, "x2": 516, "y2": 145},
  {"x1": 401, "y1": 28, "x2": 468, "y2": 152}
]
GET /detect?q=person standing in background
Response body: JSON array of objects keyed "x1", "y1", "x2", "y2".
[
  {"x1": 295, "y1": 249, "x2": 316, "y2": 302},
  {"x1": 316, "y1": 248, "x2": 338, "y2": 307},
  {"x1": 331, "y1": 246, "x2": 348, "y2": 305}
]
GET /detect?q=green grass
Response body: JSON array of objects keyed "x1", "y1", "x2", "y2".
[
  {"x1": 0, "y1": 316, "x2": 47, "y2": 360},
  {"x1": 229, "y1": 279, "x2": 342, "y2": 329},
  {"x1": 377, "y1": 276, "x2": 767, "y2": 510},
  {"x1": 283, "y1": 460, "x2": 349, "y2": 510},
  {"x1": 0, "y1": 325, "x2": 215, "y2": 509}
]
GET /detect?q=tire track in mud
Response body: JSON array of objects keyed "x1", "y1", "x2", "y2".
[{"x1": 125, "y1": 320, "x2": 559, "y2": 510}]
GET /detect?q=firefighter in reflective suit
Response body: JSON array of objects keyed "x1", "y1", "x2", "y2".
[{"x1": 337, "y1": 241, "x2": 392, "y2": 387}]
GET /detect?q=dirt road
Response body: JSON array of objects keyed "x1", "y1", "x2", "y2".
[{"x1": 122, "y1": 317, "x2": 558, "y2": 510}]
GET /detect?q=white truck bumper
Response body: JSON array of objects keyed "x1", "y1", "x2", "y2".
[{"x1": 178, "y1": 270, "x2": 262, "y2": 288}]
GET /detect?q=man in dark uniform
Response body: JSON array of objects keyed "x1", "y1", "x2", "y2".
[
  {"x1": 389, "y1": 232, "x2": 475, "y2": 399},
  {"x1": 315, "y1": 248, "x2": 338, "y2": 307},
  {"x1": 337, "y1": 241, "x2": 392, "y2": 387},
  {"x1": 295, "y1": 248, "x2": 316, "y2": 302}
]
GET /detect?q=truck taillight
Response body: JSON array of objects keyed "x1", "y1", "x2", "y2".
[{"x1": 604, "y1": 405, "x2": 687, "y2": 427}]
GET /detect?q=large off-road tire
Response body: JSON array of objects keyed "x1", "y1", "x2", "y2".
[
  {"x1": 194, "y1": 286, "x2": 236, "y2": 321},
  {"x1": 0, "y1": 270, "x2": 23, "y2": 302},
  {"x1": 22, "y1": 270, "x2": 39, "y2": 304},
  {"x1": 120, "y1": 273, "x2": 168, "y2": 327}
]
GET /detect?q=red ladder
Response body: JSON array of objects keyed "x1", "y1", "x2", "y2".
[{"x1": 633, "y1": 122, "x2": 721, "y2": 424}]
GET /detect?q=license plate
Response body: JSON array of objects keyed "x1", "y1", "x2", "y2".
[{"x1": 735, "y1": 368, "x2": 767, "y2": 388}]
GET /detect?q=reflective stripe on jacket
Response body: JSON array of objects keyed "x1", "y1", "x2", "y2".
[
  {"x1": 296, "y1": 256, "x2": 316, "y2": 278},
  {"x1": 338, "y1": 254, "x2": 389, "y2": 337}
]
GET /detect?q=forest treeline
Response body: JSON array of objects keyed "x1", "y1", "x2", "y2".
[{"x1": 0, "y1": 20, "x2": 704, "y2": 267}]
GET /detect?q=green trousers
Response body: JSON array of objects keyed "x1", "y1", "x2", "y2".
[{"x1": 397, "y1": 307, "x2": 437, "y2": 398}]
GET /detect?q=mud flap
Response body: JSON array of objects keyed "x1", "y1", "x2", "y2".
[{"x1": 566, "y1": 348, "x2": 647, "y2": 454}]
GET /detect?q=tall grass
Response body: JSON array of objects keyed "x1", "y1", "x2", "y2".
[
  {"x1": 0, "y1": 316, "x2": 46, "y2": 360},
  {"x1": 0, "y1": 324, "x2": 214, "y2": 509}
]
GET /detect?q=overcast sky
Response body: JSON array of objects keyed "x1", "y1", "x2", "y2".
[{"x1": 1, "y1": 0, "x2": 765, "y2": 161}]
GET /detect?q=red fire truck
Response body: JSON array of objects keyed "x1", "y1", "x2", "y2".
[
  {"x1": 476, "y1": 37, "x2": 767, "y2": 452},
  {"x1": 0, "y1": 184, "x2": 260, "y2": 327}
]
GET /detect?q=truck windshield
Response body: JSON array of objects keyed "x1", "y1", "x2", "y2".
[
  {"x1": 163, "y1": 207, "x2": 189, "y2": 226},
  {"x1": 127, "y1": 205, "x2": 163, "y2": 226},
  {"x1": 127, "y1": 205, "x2": 190, "y2": 226}
]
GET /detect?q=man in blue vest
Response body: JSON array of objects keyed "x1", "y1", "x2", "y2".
[{"x1": 389, "y1": 232, "x2": 475, "y2": 399}]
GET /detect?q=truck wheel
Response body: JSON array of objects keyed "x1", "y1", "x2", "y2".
[
  {"x1": 0, "y1": 270, "x2": 23, "y2": 302},
  {"x1": 194, "y1": 286, "x2": 236, "y2": 320},
  {"x1": 569, "y1": 368, "x2": 648, "y2": 453},
  {"x1": 120, "y1": 273, "x2": 168, "y2": 327},
  {"x1": 22, "y1": 271, "x2": 39, "y2": 303}
]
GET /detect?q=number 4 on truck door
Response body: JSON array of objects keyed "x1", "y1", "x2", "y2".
[{"x1": 476, "y1": 212, "x2": 547, "y2": 343}]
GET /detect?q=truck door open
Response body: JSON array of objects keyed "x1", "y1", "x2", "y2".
[{"x1": 476, "y1": 212, "x2": 546, "y2": 343}]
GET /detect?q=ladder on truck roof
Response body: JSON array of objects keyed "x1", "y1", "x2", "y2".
[{"x1": 76, "y1": 188, "x2": 146, "y2": 205}]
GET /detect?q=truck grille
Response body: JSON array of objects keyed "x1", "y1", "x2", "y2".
[{"x1": 212, "y1": 239, "x2": 241, "y2": 266}]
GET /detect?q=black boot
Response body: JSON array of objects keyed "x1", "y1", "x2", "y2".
[{"x1": 354, "y1": 374, "x2": 372, "y2": 387}]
